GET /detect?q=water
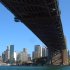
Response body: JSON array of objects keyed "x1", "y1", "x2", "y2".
[{"x1": 0, "y1": 66, "x2": 70, "y2": 70}]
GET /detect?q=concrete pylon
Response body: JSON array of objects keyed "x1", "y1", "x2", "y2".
[
  {"x1": 47, "y1": 47, "x2": 68, "y2": 65},
  {"x1": 62, "y1": 48, "x2": 69, "y2": 65}
]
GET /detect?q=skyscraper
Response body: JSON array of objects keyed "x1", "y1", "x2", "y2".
[
  {"x1": 6, "y1": 46, "x2": 10, "y2": 61},
  {"x1": 42, "y1": 47, "x2": 46, "y2": 57},
  {"x1": 32, "y1": 51, "x2": 35, "y2": 59},
  {"x1": 23, "y1": 48, "x2": 27, "y2": 53},
  {"x1": 17, "y1": 48, "x2": 28, "y2": 63},
  {"x1": 42, "y1": 47, "x2": 48, "y2": 57},
  {"x1": 22, "y1": 48, "x2": 28, "y2": 62},
  {"x1": 2, "y1": 46, "x2": 10, "y2": 62},
  {"x1": 10, "y1": 45, "x2": 14, "y2": 64},
  {"x1": 14, "y1": 51, "x2": 17, "y2": 62},
  {"x1": 28, "y1": 54, "x2": 31, "y2": 61},
  {"x1": 2, "y1": 51, "x2": 5, "y2": 62},
  {"x1": 32, "y1": 45, "x2": 42, "y2": 59}
]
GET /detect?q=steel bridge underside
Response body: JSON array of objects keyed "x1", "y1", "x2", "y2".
[{"x1": 1, "y1": 0, "x2": 68, "y2": 65}]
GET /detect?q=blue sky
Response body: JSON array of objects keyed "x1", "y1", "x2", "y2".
[{"x1": 0, "y1": 0, "x2": 70, "y2": 55}]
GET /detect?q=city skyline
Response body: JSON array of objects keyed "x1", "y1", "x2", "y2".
[
  {"x1": 0, "y1": 0, "x2": 70, "y2": 56},
  {"x1": 1, "y1": 44, "x2": 47, "y2": 57},
  {"x1": 1, "y1": 44, "x2": 48, "y2": 64}
]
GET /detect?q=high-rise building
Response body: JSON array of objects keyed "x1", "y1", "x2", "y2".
[
  {"x1": 17, "y1": 48, "x2": 28, "y2": 63},
  {"x1": 22, "y1": 48, "x2": 28, "y2": 62},
  {"x1": 14, "y1": 51, "x2": 17, "y2": 62},
  {"x1": 2, "y1": 46, "x2": 10, "y2": 62},
  {"x1": 22, "y1": 52, "x2": 28, "y2": 62},
  {"x1": 0, "y1": 56, "x2": 2, "y2": 62},
  {"x1": 32, "y1": 45, "x2": 42, "y2": 59},
  {"x1": 23, "y1": 48, "x2": 27, "y2": 53},
  {"x1": 42, "y1": 47, "x2": 46, "y2": 57},
  {"x1": 6, "y1": 46, "x2": 10, "y2": 61},
  {"x1": 10, "y1": 45, "x2": 14, "y2": 64},
  {"x1": 32, "y1": 51, "x2": 35, "y2": 59},
  {"x1": 2, "y1": 51, "x2": 5, "y2": 62},
  {"x1": 7, "y1": 46, "x2": 10, "y2": 60},
  {"x1": 45, "y1": 47, "x2": 48, "y2": 56},
  {"x1": 17, "y1": 52, "x2": 21, "y2": 62},
  {"x1": 28, "y1": 54, "x2": 31, "y2": 61},
  {"x1": 42, "y1": 47, "x2": 48, "y2": 57},
  {"x1": 32, "y1": 45, "x2": 48, "y2": 59}
]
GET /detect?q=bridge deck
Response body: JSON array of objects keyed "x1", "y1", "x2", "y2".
[{"x1": 1, "y1": 0, "x2": 66, "y2": 50}]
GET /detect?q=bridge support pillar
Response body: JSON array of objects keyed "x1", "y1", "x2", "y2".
[
  {"x1": 62, "y1": 48, "x2": 69, "y2": 65},
  {"x1": 47, "y1": 48, "x2": 68, "y2": 65}
]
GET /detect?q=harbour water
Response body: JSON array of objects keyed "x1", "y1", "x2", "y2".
[{"x1": 0, "y1": 66, "x2": 70, "y2": 70}]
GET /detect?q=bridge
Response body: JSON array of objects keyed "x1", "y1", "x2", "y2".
[{"x1": 0, "y1": 0, "x2": 68, "y2": 65}]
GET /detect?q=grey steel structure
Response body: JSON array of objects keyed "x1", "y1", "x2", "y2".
[{"x1": 1, "y1": 0, "x2": 68, "y2": 65}]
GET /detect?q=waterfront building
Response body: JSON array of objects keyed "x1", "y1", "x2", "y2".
[
  {"x1": 22, "y1": 48, "x2": 28, "y2": 62},
  {"x1": 7, "y1": 46, "x2": 10, "y2": 60},
  {"x1": 46, "y1": 47, "x2": 48, "y2": 56},
  {"x1": 22, "y1": 52, "x2": 28, "y2": 62},
  {"x1": 14, "y1": 51, "x2": 17, "y2": 62},
  {"x1": 2, "y1": 51, "x2": 6, "y2": 62},
  {"x1": 5, "y1": 46, "x2": 10, "y2": 62},
  {"x1": 28, "y1": 54, "x2": 31, "y2": 61},
  {"x1": 35, "y1": 45, "x2": 42, "y2": 58},
  {"x1": 10, "y1": 45, "x2": 14, "y2": 64},
  {"x1": 23, "y1": 48, "x2": 28, "y2": 53},
  {"x1": 42, "y1": 47, "x2": 48, "y2": 57},
  {"x1": 2, "y1": 46, "x2": 10, "y2": 63},
  {"x1": 17, "y1": 48, "x2": 29, "y2": 63},
  {"x1": 17, "y1": 52, "x2": 28, "y2": 63},
  {"x1": 32, "y1": 45, "x2": 42, "y2": 59},
  {"x1": 32, "y1": 51, "x2": 35, "y2": 59},
  {"x1": 17, "y1": 52, "x2": 22, "y2": 63},
  {"x1": 42, "y1": 47, "x2": 46, "y2": 57},
  {"x1": 0, "y1": 56, "x2": 2, "y2": 62},
  {"x1": 17, "y1": 52, "x2": 21, "y2": 62}
]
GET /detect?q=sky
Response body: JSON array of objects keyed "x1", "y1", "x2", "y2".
[{"x1": 0, "y1": 0, "x2": 70, "y2": 55}]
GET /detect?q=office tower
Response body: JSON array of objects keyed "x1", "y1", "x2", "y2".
[
  {"x1": 2, "y1": 46, "x2": 10, "y2": 62},
  {"x1": 2, "y1": 51, "x2": 5, "y2": 62},
  {"x1": 32, "y1": 51, "x2": 35, "y2": 59},
  {"x1": 14, "y1": 51, "x2": 17, "y2": 62},
  {"x1": 23, "y1": 48, "x2": 27, "y2": 53},
  {"x1": 17, "y1": 48, "x2": 28, "y2": 63},
  {"x1": 22, "y1": 48, "x2": 28, "y2": 62},
  {"x1": 10, "y1": 45, "x2": 14, "y2": 64},
  {"x1": 45, "y1": 47, "x2": 48, "y2": 56},
  {"x1": 42, "y1": 47, "x2": 48, "y2": 57},
  {"x1": 28, "y1": 54, "x2": 31, "y2": 61},
  {"x1": 5, "y1": 46, "x2": 10, "y2": 62},
  {"x1": 34, "y1": 45, "x2": 42, "y2": 59},
  {"x1": 17, "y1": 52, "x2": 21, "y2": 62},
  {"x1": 17, "y1": 52, "x2": 28, "y2": 63},
  {"x1": 7, "y1": 46, "x2": 10, "y2": 60},
  {"x1": 0, "y1": 56, "x2": 2, "y2": 62},
  {"x1": 42, "y1": 47, "x2": 46, "y2": 57}
]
